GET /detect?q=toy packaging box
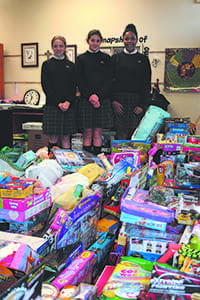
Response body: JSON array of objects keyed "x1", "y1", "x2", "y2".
[
  {"x1": 174, "y1": 163, "x2": 200, "y2": 189},
  {"x1": 120, "y1": 187, "x2": 175, "y2": 225},
  {"x1": 129, "y1": 162, "x2": 150, "y2": 190},
  {"x1": 0, "y1": 231, "x2": 50, "y2": 256},
  {"x1": 120, "y1": 213, "x2": 168, "y2": 231},
  {"x1": 15, "y1": 150, "x2": 38, "y2": 169},
  {"x1": 0, "y1": 243, "x2": 41, "y2": 274},
  {"x1": 147, "y1": 263, "x2": 200, "y2": 299},
  {"x1": 0, "y1": 172, "x2": 13, "y2": 185},
  {"x1": 52, "y1": 148, "x2": 104, "y2": 172},
  {"x1": 51, "y1": 250, "x2": 95, "y2": 290},
  {"x1": 0, "y1": 178, "x2": 36, "y2": 199},
  {"x1": 92, "y1": 157, "x2": 138, "y2": 201},
  {"x1": 0, "y1": 207, "x2": 50, "y2": 235},
  {"x1": 132, "y1": 105, "x2": 170, "y2": 142},
  {"x1": 88, "y1": 232, "x2": 116, "y2": 282},
  {"x1": 164, "y1": 117, "x2": 191, "y2": 126},
  {"x1": 57, "y1": 193, "x2": 100, "y2": 250},
  {"x1": 40, "y1": 242, "x2": 83, "y2": 282},
  {"x1": 0, "y1": 189, "x2": 52, "y2": 222},
  {"x1": 127, "y1": 236, "x2": 170, "y2": 262},
  {"x1": 96, "y1": 215, "x2": 120, "y2": 239},
  {"x1": 98, "y1": 256, "x2": 153, "y2": 300},
  {"x1": 111, "y1": 139, "x2": 150, "y2": 163},
  {"x1": 148, "y1": 160, "x2": 174, "y2": 188},
  {"x1": 146, "y1": 185, "x2": 178, "y2": 209},
  {"x1": 125, "y1": 223, "x2": 181, "y2": 243},
  {"x1": 110, "y1": 150, "x2": 141, "y2": 166},
  {"x1": 157, "y1": 133, "x2": 184, "y2": 153},
  {"x1": 74, "y1": 283, "x2": 98, "y2": 300},
  {"x1": 176, "y1": 192, "x2": 200, "y2": 225},
  {"x1": 0, "y1": 263, "x2": 45, "y2": 300},
  {"x1": 182, "y1": 135, "x2": 200, "y2": 152},
  {"x1": 0, "y1": 188, "x2": 51, "y2": 211}
]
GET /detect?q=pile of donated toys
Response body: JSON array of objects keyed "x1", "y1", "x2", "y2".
[{"x1": 0, "y1": 105, "x2": 200, "y2": 299}]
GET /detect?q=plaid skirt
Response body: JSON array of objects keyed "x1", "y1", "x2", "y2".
[
  {"x1": 43, "y1": 105, "x2": 77, "y2": 136},
  {"x1": 111, "y1": 93, "x2": 145, "y2": 134},
  {"x1": 77, "y1": 97, "x2": 114, "y2": 130}
]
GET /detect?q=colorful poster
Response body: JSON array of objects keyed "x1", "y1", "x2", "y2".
[{"x1": 164, "y1": 48, "x2": 200, "y2": 92}]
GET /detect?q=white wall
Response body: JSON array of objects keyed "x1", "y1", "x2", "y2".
[{"x1": 0, "y1": 0, "x2": 200, "y2": 122}]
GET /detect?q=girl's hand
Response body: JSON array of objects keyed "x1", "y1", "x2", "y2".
[
  {"x1": 89, "y1": 94, "x2": 100, "y2": 108},
  {"x1": 59, "y1": 101, "x2": 70, "y2": 111},
  {"x1": 112, "y1": 101, "x2": 124, "y2": 114},
  {"x1": 134, "y1": 106, "x2": 143, "y2": 115}
]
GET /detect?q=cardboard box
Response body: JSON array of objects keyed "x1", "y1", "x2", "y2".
[
  {"x1": 0, "y1": 196, "x2": 52, "y2": 222},
  {"x1": 0, "y1": 178, "x2": 35, "y2": 199},
  {"x1": 27, "y1": 130, "x2": 48, "y2": 152},
  {"x1": 0, "y1": 264, "x2": 45, "y2": 299},
  {"x1": 0, "y1": 188, "x2": 51, "y2": 211},
  {"x1": 96, "y1": 216, "x2": 120, "y2": 238},
  {"x1": 0, "y1": 207, "x2": 50, "y2": 234},
  {"x1": 128, "y1": 236, "x2": 169, "y2": 262},
  {"x1": 52, "y1": 250, "x2": 95, "y2": 290},
  {"x1": 0, "y1": 232, "x2": 50, "y2": 256},
  {"x1": 57, "y1": 194, "x2": 100, "y2": 250},
  {"x1": 88, "y1": 232, "x2": 116, "y2": 281}
]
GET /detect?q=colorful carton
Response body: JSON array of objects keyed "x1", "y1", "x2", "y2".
[
  {"x1": 128, "y1": 236, "x2": 169, "y2": 261},
  {"x1": 88, "y1": 232, "x2": 116, "y2": 281},
  {"x1": 0, "y1": 188, "x2": 51, "y2": 211},
  {"x1": 0, "y1": 195, "x2": 52, "y2": 222},
  {"x1": 51, "y1": 250, "x2": 95, "y2": 290},
  {"x1": 57, "y1": 194, "x2": 100, "y2": 249},
  {"x1": 0, "y1": 232, "x2": 50, "y2": 256},
  {"x1": 120, "y1": 187, "x2": 175, "y2": 224},
  {"x1": 0, "y1": 178, "x2": 36, "y2": 199},
  {"x1": 96, "y1": 216, "x2": 120, "y2": 239},
  {"x1": 0, "y1": 207, "x2": 50, "y2": 234}
]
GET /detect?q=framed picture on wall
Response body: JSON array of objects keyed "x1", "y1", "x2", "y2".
[
  {"x1": 164, "y1": 47, "x2": 200, "y2": 92},
  {"x1": 66, "y1": 44, "x2": 77, "y2": 63},
  {"x1": 21, "y1": 43, "x2": 39, "y2": 67}
]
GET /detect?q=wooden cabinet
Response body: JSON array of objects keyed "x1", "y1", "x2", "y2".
[
  {"x1": 0, "y1": 108, "x2": 44, "y2": 150},
  {"x1": 0, "y1": 44, "x2": 4, "y2": 99},
  {"x1": 12, "y1": 109, "x2": 44, "y2": 134},
  {"x1": 0, "y1": 110, "x2": 12, "y2": 148}
]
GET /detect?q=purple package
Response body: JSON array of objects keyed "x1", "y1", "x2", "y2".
[
  {"x1": 120, "y1": 187, "x2": 175, "y2": 223},
  {"x1": 51, "y1": 250, "x2": 95, "y2": 290},
  {"x1": 147, "y1": 264, "x2": 200, "y2": 299}
]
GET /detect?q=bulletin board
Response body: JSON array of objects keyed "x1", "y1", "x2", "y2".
[{"x1": 164, "y1": 48, "x2": 200, "y2": 92}]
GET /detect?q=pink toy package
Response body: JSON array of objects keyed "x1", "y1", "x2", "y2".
[
  {"x1": 120, "y1": 187, "x2": 175, "y2": 223},
  {"x1": 51, "y1": 250, "x2": 95, "y2": 290},
  {"x1": 110, "y1": 151, "x2": 141, "y2": 166},
  {"x1": 0, "y1": 189, "x2": 52, "y2": 222},
  {"x1": 50, "y1": 208, "x2": 69, "y2": 232},
  {"x1": 0, "y1": 243, "x2": 40, "y2": 274},
  {"x1": 0, "y1": 188, "x2": 51, "y2": 211}
]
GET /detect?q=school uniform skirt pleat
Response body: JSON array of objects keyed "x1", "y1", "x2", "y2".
[
  {"x1": 77, "y1": 97, "x2": 113, "y2": 130},
  {"x1": 43, "y1": 105, "x2": 77, "y2": 136},
  {"x1": 112, "y1": 92, "x2": 145, "y2": 133}
]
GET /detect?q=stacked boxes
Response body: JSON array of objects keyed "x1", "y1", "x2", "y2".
[{"x1": 22, "y1": 122, "x2": 48, "y2": 152}]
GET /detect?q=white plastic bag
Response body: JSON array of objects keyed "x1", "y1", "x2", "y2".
[{"x1": 25, "y1": 159, "x2": 64, "y2": 188}]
